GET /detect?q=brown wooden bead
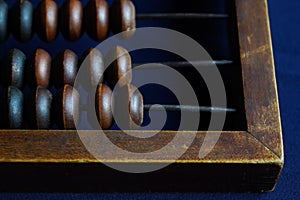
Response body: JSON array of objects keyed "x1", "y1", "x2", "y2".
[
  {"x1": 106, "y1": 46, "x2": 132, "y2": 87},
  {"x1": 52, "y1": 49, "x2": 78, "y2": 88},
  {"x1": 36, "y1": 0, "x2": 58, "y2": 42},
  {"x1": 110, "y1": 0, "x2": 136, "y2": 38},
  {"x1": 27, "y1": 87, "x2": 52, "y2": 129},
  {"x1": 4, "y1": 86, "x2": 24, "y2": 129},
  {"x1": 84, "y1": 0, "x2": 109, "y2": 41},
  {"x1": 60, "y1": 0, "x2": 83, "y2": 41},
  {"x1": 27, "y1": 48, "x2": 51, "y2": 88},
  {"x1": 129, "y1": 84, "x2": 144, "y2": 127},
  {"x1": 80, "y1": 48, "x2": 104, "y2": 87},
  {"x1": 53, "y1": 84, "x2": 80, "y2": 129},
  {"x1": 2, "y1": 49, "x2": 26, "y2": 88},
  {"x1": 95, "y1": 84, "x2": 113, "y2": 129},
  {"x1": 113, "y1": 84, "x2": 143, "y2": 129}
]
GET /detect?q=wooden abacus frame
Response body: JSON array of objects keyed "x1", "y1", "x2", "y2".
[{"x1": 0, "y1": 0, "x2": 283, "y2": 192}]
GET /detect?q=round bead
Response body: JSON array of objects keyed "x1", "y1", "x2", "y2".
[
  {"x1": 80, "y1": 48, "x2": 104, "y2": 87},
  {"x1": 4, "y1": 86, "x2": 24, "y2": 129},
  {"x1": 53, "y1": 85, "x2": 80, "y2": 129},
  {"x1": 106, "y1": 46, "x2": 132, "y2": 87},
  {"x1": 2, "y1": 49, "x2": 26, "y2": 88},
  {"x1": 36, "y1": 0, "x2": 58, "y2": 42},
  {"x1": 95, "y1": 84, "x2": 113, "y2": 129},
  {"x1": 0, "y1": 0, "x2": 8, "y2": 42},
  {"x1": 10, "y1": 0, "x2": 33, "y2": 42},
  {"x1": 27, "y1": 87, "x2": 52, "y2": 129},
  {"x1": 60, "y1": 0, "x2": 83, "y2": 41},
  {"x1": 52, "y1": 49, "x2": 78, "y2": 88},
  {"x1": 27, "y1": 48, "x2": 51, "y2": 88},
  {"x1": 129, "y1": 85, "x2": 144, "y2": 127},
  {"x1": 84, "y1": 0, "x2": 109, "y2": 41},
  {"x1": 113, "y1": 84, "x2": 143, "y2": 129},
  {"x1": 110, "y1": 0, "x2": 136, "y2": 38}
]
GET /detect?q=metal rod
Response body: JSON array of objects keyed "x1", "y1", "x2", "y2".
[
  {"x1": 81, "y1": 104, "x2": 235, "y2": 113},
  {"x1": 144, "y1": 104, "x2": 236, "y2": 113},
  {"x1": 133, "y1": 60, "x2": 233, "y2": 69},
  {"x1": 136, "y1": 13, "x2": 228, "y2": 20}
]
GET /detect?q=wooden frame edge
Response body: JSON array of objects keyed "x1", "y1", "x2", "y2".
[{"x1": 235, "y1": 0, "x2": 283, "y2": 162}]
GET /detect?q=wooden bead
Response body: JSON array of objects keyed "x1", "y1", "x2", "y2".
[
  {"x1": 60, "y1": 0, "x2": 83, "y2": 41},
  {"x1": 110, "y1": 0, "x2": 136, "y2": 38},
  {"x1": 2, "y1": 49, "x2": 26, "y2": 88},
  {"x1": 52, "y1": 49, "x2": 78, "y2": 88},
  {"x1": 80, "y1": 48, "x2": 104, "y2": 87},
  {"x1": 27, "y1": 87, "x2": 52, "y2": 129},
  {"x1": 36, "y1": 0, "x2": 58, "y2": 42},
  {"x1": 129, "y1": 85, "x2": 144, "y2": 127},
  {"x1": 53, "y1": 85, "x2": 80, "y2": 129},
  {"x1": 106, "y1": 46, "x2": 132, "y2": 87},
  {"x1": 0, "y1": 0, "x2": 8, "y2": 42},
  {"x1": 95, "y1": 84, "x2": 113, "y2": 129},
  {"x1": 10, "y1": 0, "x2": 33, "y2": 42},
  {"x1": 84, "y1": 0, "x2": 109, "y2": 41},
  {"x1": 113, "y1": 84, "x2": 143, "y2": 129},
  {"x1": 27, "y1": 48, "x2": 51, "y2": 88},
  {"x1": 4, "y1": 86, "x2": 24, "y2": 129}
]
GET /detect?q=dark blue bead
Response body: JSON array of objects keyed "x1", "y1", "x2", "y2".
[
  {"x1": 0, "y1": 0, "x2": 8, "y2": 42},
  {"x1": 2, "y1": 49, "x2": 26, "y2": 88},
  {"x1": 7, "y1": 86, "x2": 24, "y2": 129},
  {"x1": 27, "y1": 87, "x2": 52, "y2": 129},
  {"x1": 10, "y1": 0, "x2": 33, "y2": 42}
]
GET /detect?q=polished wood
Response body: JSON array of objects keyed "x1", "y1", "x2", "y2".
[
  {"x1": 53, "y1": 85, "x2": 80, "y2": 129},
  {"x1": 127, "y1": 84, "x2": 143, "y2": 127},
  {"x1": 80, "y1": 48, "x2": 104, "y2": 87},
  {"x1": 10, "y1": 0, "x2": 33, "y2": 42},
  {"x1": 105, "y1": 45, "x2": 132, "y2": 87},
  {"x1": 27, "y1": 48, "x2": 51, "y2": 88},
  {"x1": 84, "y1": 0, "x2": 109, "y2": 41},
  {"x1": 60, "y1": 0, "x2": 83, "y2": 41},
  {"x1": 27, "y1": 87, "x2": 52, "y2": 129},
  {"x1": 52, "y1": 49, "x2": 78, "y2": 88},
  {"x1": 95, "y1": 84, "x2": 113, "y2": 129},
  {"x1": 36, "y1": 0, "x2": 58, "y2": 42},
  {"x1": 3, "y1": 86, "x2": 23, "y2": 129},
  {"x1": 2, "y1": 48, "x2": 26, "y2": 88},
  {"x1": 110, "y1": 0, "x2": 136, "y2": 38},
  {"x1": 112, "y1": 84, "x2": 143, "y2": 129}
]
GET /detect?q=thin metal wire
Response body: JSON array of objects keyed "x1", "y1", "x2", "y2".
[
  {"x1": 133, "y1": 60, "x2": 233, "y2": 69},
  {"x1": 81, "y1": 104, "x2": 235, "y2": 113},
  {"x1": 144, "y1": 104, "x2": 236, "y2": 113},
  {"x1": 136, "y1": 13, "x2": 228, "y2": 20}
]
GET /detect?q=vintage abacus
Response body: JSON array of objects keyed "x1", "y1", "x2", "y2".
[{"x1": 0, "y1": 0, "x2": 283, "y2": 192}]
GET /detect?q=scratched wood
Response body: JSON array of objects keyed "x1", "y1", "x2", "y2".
[
  {"x1": 236, "y1": 0, "x2": 283, "y2": 160},
  {"x1": 0, "y1": 0, "x2": 283, "y2": 192}
]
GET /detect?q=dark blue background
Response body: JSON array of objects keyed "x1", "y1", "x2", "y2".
[{"x1": 0, "y1": 0, "x2": 299, "y2": 199}]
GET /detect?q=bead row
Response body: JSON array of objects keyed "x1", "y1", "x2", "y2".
[
  {"x1": 2, "y1": 85, "x2": 72, "y2": 129},
  {"x1": 1, "y1": 46, "x2": 131, "y2": 89},
  {"x1": 0, "y1": 0, "x2": 135, "y2": 43},
  {"x1": 3, "y1": 82, "x2": 142, "y2": 130}
]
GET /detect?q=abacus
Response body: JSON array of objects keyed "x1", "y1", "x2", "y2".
[{"x1": 0, "y1": 0, "x2": 283, "y2": 192}]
